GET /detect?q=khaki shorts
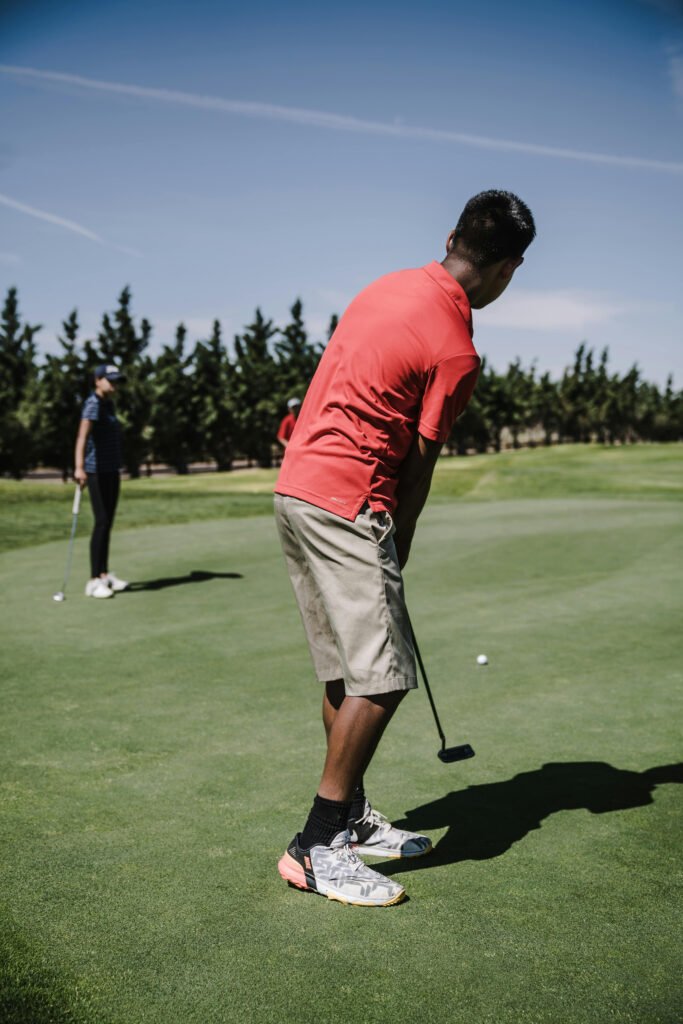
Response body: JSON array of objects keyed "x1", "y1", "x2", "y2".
[{"x1": 274, "y1": 494, "x2": 417, "y2": 697}]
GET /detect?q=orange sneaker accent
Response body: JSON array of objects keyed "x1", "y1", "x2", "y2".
[{"x1": 278, "y1": 851, "x2": 309, "y2": 890}]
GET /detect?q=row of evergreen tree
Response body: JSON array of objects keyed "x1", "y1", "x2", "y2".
[
  {"x1": 0, "y1": 287, "x2": 336, "y2": 479},
  {"x1": 1, "y1": 286, "x2": 680, "y2": 480}
]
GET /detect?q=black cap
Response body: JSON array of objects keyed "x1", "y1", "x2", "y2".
[{"x1": 95, "y1": 363, "x2": 126, "y2": 382}]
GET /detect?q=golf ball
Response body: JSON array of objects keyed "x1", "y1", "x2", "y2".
[
  {"x1": 477, "y1": 654, "x2": 488, "y2": 666},
  {"x1": 53, "y1": 592, "x2": 65, "y2": 602}
]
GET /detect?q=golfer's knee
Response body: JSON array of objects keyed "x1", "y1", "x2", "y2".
[{"x1": 367, "y1": 689, "x2": 408, "y2": 714}]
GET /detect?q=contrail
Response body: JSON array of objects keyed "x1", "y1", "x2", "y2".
[
  {"x1": 2, "y1": 63, "x2": 682, "y2": 175},
  {"x1": 0, "y1": 191, "x2": 104, "y2": 242},
  {"x1": 0, "y1": 191, "x2": 142, "y2": 255}
]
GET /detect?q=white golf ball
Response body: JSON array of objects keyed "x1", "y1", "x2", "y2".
[{"x1": 477, "y1": 654, "x2": 488, "y2": 666}]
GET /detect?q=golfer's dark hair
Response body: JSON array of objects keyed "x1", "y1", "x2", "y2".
[{"x1": 451, "y1": 191, "x2": 536, "y2": 267}]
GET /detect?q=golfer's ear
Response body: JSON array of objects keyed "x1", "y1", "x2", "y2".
[{"x1": 445, "y1": 229, "x2": 457, "y2": 254}]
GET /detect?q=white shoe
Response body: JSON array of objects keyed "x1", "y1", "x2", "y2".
[
  {"x1": 85, "y1": 578, "x2": 114, "y2": 599},
  {"x1": 278, "y1": 829, "x2": 406, "y2": 906},
  {"x1": 105, "y1": 572, "x2": 129, "y2": 592},
  {"x1": 349, "y1": 800, "x2": 432, "y2": 859}
]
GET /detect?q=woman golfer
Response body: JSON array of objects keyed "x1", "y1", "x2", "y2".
[{"x1": 74, "y1": 363, "x2": 129, "y2": 599}]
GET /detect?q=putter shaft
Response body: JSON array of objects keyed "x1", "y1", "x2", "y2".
[
  {"x1": 410, "y1": 625, "x2": 475, "y2": 763},
  {"x1": 411, "y1": 628, "x2": 448, "y2": 749}
]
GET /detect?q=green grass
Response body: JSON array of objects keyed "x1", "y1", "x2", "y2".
[
  {"x1": 430, "y1": 442, "x2": 683, "y2": 502},
  {"x1": 0, "y1": 469, "x2": 278, "y2": 554},
  {"x1": 1, "y1": 446, "x2": 682, "y2": 1023},
  {"x1": 1, "y1": 444, "x2": 681, "y2": 554}
]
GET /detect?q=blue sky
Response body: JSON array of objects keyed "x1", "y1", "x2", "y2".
[{"x1": 1, "y1": 0, "x2": 682, "y2": 384}]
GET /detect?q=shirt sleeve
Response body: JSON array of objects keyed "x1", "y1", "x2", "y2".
[
  {"x1": 418, "y1": 354, "x2": 481, "y2": 443},
  {"x1": 81, "y1": 394, "x2": 100, "y2": 421}
]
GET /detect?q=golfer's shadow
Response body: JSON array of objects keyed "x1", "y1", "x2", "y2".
[
  {"x1": 380, "y1": 761, "x2": 683, "y2": 876},
  {"x1": 127, "y1": 570, "x2": 243, "y2": 592}
]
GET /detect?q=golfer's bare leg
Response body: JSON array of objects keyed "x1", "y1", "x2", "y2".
[
  {"x1": 317, "y1": 688, "x2": 406, "y2": 802},
  {"x1": 322, "y1": 679, "x2": 392, "y2": 789},
  {"x1": 322, "y1": 679, "x2": 345, "y2": 739}
]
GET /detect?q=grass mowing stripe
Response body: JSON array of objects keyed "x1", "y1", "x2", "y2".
[{"x1": 1, "y1": 444, "x2": 681, "y2": 554}]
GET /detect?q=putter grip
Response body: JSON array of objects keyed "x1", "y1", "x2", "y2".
[{"x1": 72, "y1": 486, "x2": 82, "y2": 515}]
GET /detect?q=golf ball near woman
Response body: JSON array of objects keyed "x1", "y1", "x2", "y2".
[{"x1": 477, "y1": 654, "x2": 488, "y2": 665}]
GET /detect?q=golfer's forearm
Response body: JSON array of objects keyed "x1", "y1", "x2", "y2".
[
  {"x1": 74, "y1": 421, "x2": 90, "y2": 471},
  {"x1": 75, "y1": 436, "x2": 86, "y2": 470},
  {"x1": 393, "y1": 477, "x2": 431, "y2": 567},
  {"x1": 392, "y1": 435, "x2": 442, "y2": 567}
]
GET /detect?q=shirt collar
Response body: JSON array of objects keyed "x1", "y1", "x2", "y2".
[{"x1": 423, "y1": 261, "x2": 473, "y2": 336}]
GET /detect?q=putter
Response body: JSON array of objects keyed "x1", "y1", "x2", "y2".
[
  {"x1": 53, "y1": 485, "x2": 82, "y2": 602},
  {"x1": 410, "y1": 625, "x2": 475, "y2": 764}
]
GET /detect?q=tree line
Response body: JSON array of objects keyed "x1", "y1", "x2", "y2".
[{"x1": 0, "y1": 286, "x2": 680, "y2": 480}]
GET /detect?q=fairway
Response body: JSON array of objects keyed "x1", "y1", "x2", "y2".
[{"x1": 1, "y1": 451, "x2": 682, "y2": 1023}]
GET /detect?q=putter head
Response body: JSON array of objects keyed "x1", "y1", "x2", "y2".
[
  {"x1": 53, "y1": 592, "x2": 65, "y2": 602},
  {"x1": 438, "y1": 743, "x2": 475, "y2": 763}
]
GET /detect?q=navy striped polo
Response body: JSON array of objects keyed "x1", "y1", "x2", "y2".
[{"x1": 82, "y1": 393, "x2": 123, "y2": 473}]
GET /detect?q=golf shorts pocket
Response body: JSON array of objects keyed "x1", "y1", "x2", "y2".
[{"x1": 356, "y1": 504, "x2": 396, "y2": 548}]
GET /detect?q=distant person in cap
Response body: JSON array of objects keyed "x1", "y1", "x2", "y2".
[
  {"x1": 73, "y1": 364, "x2": 129, "y2": 599},
  {"x1": 276, "y1": 398, "x2": 302, "y2": 451}
]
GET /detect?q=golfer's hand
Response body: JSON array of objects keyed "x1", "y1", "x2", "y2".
[{"x1": 74, "y1": 468, "x2": 87, "y2": 487}]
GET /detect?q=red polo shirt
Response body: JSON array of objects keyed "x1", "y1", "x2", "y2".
[
  {"x1": 277, "y1": 411, "x2": 298, "y2": 444},
  {"x1": 275, "y1": 261, "x2": 480, "y2": 521}
]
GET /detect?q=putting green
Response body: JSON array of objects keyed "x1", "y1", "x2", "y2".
[{"x1": 1, "y1": 495, "x2": 681, "y2": 1023}]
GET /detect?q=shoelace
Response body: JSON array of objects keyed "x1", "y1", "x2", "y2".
[
  {"x1": 362, "y1": 808, "x2": 389, "y2": 829},
  {"x1": 339, "y1": 843, "x2": 363, "y2": 871}
]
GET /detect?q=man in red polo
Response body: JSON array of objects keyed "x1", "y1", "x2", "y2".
[
  {"x1": 276, "y1": 397, "x2": 301, "y2": 451},
  {"x1": 275, "y1": 191, "x2": 536, "y2": 906}
]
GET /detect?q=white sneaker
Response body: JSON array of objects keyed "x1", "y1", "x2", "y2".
[
  {"x1": 85, "y1": 578, "x2": 114, "y2": 599},
  {"x1": 278, "y1": 829, "x2": 406, "y2": 906},
  {"x1": 105, "y1": 572, "x2": 129, "y2": 592},
  {"x1": 349, "y1": 800, "x2": 432, "y2": 859}
]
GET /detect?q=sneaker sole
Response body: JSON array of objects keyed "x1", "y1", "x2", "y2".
[
  {"x1": 277, "y1": 852, "x2": 405, "y2": 907},
  {"x1": 351, "y1": 840, "x2": 433, "y2": 860}
]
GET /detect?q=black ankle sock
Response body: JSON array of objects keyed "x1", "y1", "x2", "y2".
[
  {"x1": 349, "y1": 783, "x2": 366, "y2": 822},
  {"x1": 300, "y1": 794, "x2": 352, "y2": 850}
]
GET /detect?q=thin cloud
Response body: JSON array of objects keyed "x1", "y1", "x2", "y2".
[
  {"x1": 0, "y1": 191, "x2": 142, "y2": 256},
  {"x1": 0, "y1": 250, "x2": 22, "y2": 266},
  {"x1": 2, "y1": 64, "x2": 683, "y2": 175},
  {"x1": 477, "y1": 290, "x2": 633, "y2": 332},
  {"x1": 668, "y1": 48, "x2": 683, "y2": 100},
  {"x1": 0, "y1": 191, "x2": 104, "y2": 243}
]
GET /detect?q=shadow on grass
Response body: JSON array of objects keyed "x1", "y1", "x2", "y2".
[
  {"x1": 126, "y1": 570, "x2": 243, "y2": 591},
  {"x1": 0, "y1": 917, "x2": 100, "y2": 1024},
  {"x1": 381, "y1": 761, "x2": 683, "y2": 876}
]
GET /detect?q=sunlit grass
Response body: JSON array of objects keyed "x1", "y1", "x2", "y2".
[{"x1": 1, "y1": 444, "x2": 681, "y2": 553}]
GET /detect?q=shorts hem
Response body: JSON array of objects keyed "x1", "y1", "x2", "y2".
[
  {"x1": 342, "y1": 675, "x2": 418, "y2": 697},
  {"x1": 315, "y1": 669, "x2": 345, "y2": 684}
]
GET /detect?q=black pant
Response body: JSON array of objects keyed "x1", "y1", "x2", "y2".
[{"x1": 87, "y1": 472, "x2": 120, "y2": 577}]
